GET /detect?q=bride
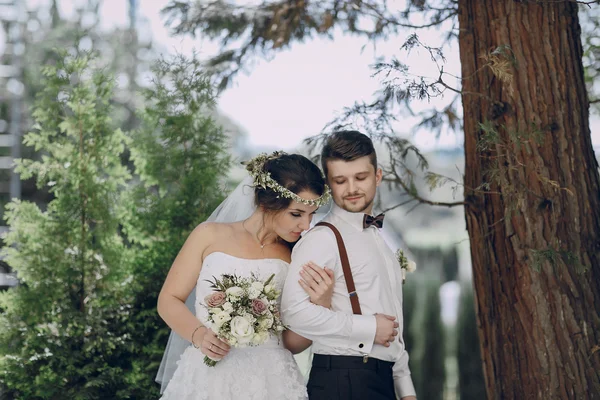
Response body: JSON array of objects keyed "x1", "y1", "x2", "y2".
[{"x1": 156, "y1": 152, "x2": 334, "y2": 399}]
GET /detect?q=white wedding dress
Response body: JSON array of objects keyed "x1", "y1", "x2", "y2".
[{"x1": 160, "y1": 252, "x2": 308, "y2": 400}]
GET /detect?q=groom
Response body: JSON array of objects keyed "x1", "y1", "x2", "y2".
[{"x1": 282, "y1": 130, "x2": 416, "y2": 400}]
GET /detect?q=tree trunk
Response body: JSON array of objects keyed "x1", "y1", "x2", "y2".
[{"x1": 458, "y1": 1, "x2": 600, "y2": 399}]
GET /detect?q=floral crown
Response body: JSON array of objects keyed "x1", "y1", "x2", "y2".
[{"x1": 244, "y1": 151, "x2": 332, "y2": 208}]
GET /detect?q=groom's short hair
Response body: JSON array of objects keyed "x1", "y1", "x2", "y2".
[{"x1": 321, "y1": 130, "x2": 378, "y2": 178}]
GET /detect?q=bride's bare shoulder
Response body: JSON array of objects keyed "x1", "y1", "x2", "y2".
[
  {"x1": 190, "y1": 221, "x2": 240, "y2": 241},
  {"x1": 184, "y1": 222, "x2": 239, "y2": 261},
  {"x1": 199, "y1": 221, "x2": 240, "y2": 233},
  {"x1": 191, "y1": 222, "x2": 242, "y2": 259}
]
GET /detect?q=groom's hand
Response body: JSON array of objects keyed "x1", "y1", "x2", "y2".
[{"x1": 374, "y1": 313, "x2": 399, "y2": 347}]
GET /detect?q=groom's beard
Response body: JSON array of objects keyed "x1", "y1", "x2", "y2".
[{"x1": 341, "y1": 192, "x2": 375, "y2": 214}]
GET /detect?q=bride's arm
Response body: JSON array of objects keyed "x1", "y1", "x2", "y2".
[
  {"x1": 282, "y1": 330, "x2": 312, "y2": 354},
  {"x1": 283, "y1": 263, "x2": 335, "y2": 354},
  {"x1": 157, "y1": 223, "x2": 230, "y2": 359},
  {"x1": 299, "y1": 262, "x2": 335, "y2": 308}
]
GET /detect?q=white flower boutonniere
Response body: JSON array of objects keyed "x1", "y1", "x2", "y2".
[{"x1": 395, "y1": 249, "x2": 417, "y2": 284}]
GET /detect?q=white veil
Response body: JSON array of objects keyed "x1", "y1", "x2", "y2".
[{"x1": 155, "y1": 176, "x2": 257, "y2": 393}]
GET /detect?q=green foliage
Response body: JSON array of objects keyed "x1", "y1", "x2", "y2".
[
  {"x1": 118, "y1": 53, "x2": 230, "y2": 398},
  {"x1": 529, "y1": 247, "x2": 586, "y2": 274},
  {"x1": 0, "y1": 50, "x2": 133, "y2": 399},
  {"x1": 407, "y1": 278, "x2": 445, "y2": 400},
  {"x1": 477, "y1": 120, "x2": 546, "y2": 154},
  {"x1": 21, "y1": 3, "x2": 152, "y2": 130},
  {"x1": 476, "y1": 120, "x2": 501, "y2": 152},
  {"x1": 1, "y1": 1, "x2": 156, "y2": 231},
  {"x1": 0, "y1": 47, "x2": 230, "y2": 399},
  {"x1": 424, "y1": 172, "x2": 461, "y2": 199},
  {"x1": 456, "y1": 285, "x2": 486, "y2": 400},
  {"x1": 529, "y1": 247, "x2": 561, "y2": 272},
  {"x1": 581, "y1": 6, "x2": 600, "y2": 113}
]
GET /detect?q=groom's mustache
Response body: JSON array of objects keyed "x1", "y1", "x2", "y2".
[{"x1": 344, "y1": 193, "x2": 364, "y2": 199}]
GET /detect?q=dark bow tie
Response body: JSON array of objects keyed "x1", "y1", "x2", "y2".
[{"x1": 363, "y1": 213, "x2": 385, "y2": 229}]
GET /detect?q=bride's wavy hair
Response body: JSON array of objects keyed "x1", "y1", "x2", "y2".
[{"x1": 255, "y1": 154, "x2": 326, "y2": 213}]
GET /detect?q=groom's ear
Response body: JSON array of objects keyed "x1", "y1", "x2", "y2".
[{"x1": 375, "y1": 167, "x2": 383, "y2": 187}]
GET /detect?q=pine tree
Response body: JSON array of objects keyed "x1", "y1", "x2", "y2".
[
  {"x1": 119, "y1": 54, "x2": 230, "y2": 398},
  {"x1": 0, "y1": 50, "x2": 132, "y2": 399}
]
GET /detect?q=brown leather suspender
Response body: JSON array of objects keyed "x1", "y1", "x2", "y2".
[{"x1": 315, "y1": 222, "x2": 362, "y2": 315}]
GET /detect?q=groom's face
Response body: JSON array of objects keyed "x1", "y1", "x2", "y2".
[{"x1": 326, "y1": 156, "x2": 382, "y2": 214}]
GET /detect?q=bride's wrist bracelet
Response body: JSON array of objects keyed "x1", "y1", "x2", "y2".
[{"x1": 191, "y1": 325, "x2": 204, "y2": 349}]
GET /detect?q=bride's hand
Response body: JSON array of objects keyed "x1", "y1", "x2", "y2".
[
  {"x1": 299, "y1": 262, "x2": 335, "y2": 309},
  {"x1": 196, "y1": 328, "x2": 230, "y2": 360}
]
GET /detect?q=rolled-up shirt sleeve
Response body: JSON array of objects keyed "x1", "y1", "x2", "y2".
[{"x1": 281, "y1": 227, "x2": 377, "y2": 353}]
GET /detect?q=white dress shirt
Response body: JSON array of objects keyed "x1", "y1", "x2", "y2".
[{"x1": 281, "y1": 203, "x2": 416, "y2": 398}]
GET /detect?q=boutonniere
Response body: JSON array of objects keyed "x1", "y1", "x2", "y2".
[{"x1": 395, "y1": 249, "x2": 417, "y2": 284}]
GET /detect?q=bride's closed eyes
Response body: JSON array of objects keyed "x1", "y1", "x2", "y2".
[{"x1": 290, "y1": 211, "x2": 317, "y2": 218}]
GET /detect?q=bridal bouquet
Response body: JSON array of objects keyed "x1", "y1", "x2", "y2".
[{"x1": 202, "y1": 273, "x2": 285, "y2": 366}]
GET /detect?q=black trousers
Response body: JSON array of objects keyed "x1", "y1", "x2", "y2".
[{"x1": 307, "y1": 354, "x2": 396, "y2": 400}]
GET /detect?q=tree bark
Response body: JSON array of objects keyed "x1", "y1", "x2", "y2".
[{"x1": 458, "y1": 1, "x2": 600, "y2": 398}]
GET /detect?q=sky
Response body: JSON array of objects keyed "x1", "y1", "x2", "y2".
[
  {"x1": 19, "y1": 0, "x2": 600, "y2": 152},
  {"x1": 134, "y1": 0, "x2": 465, "y2": 152}
]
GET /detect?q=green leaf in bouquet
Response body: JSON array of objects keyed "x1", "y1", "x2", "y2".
[{"x1": 264, "y1": 274, "x2": 275, "y2": 287}]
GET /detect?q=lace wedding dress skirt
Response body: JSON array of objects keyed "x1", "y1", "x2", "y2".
[{"x1": 160, "y1": 252, "x2": 308, "y2": 400}]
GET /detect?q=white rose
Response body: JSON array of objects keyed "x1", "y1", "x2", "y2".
[
  {"x1": 226, "y1": 286, "x2": 244, "y2": 298},
  {"x1": 251, "y1": 282, "x2": 264, "y2": 292},
  {"x1": 222, "y1": 302, "x2": 233, "y2": 312},
  {"x1": 264, "y1": 284, "x2": 276, "y2": 296},
  {"x1": 212, "y1": 311, "x2": 232, "y2": 328},
  {"x1": 248, "y1": 287, "x2": 261, "y2": 300},
  {"x1": 406, "y1": 260, "x2": 417, "y2": 273},
  {"x1": 251, "y1": 331, "x2": 269, "y2": 346},
  {"x1": 209, "y1": 307, "x2": 222, "y2": 314},
  {"x1": 230, "y1": 316, "x2": 255, "y2": 345},
  {"x1": 258, "y1": 313, "x2": 274, "y2": 329},
  {"x1": 243, "y1": 313, "x2": 257, "y2": 324}
]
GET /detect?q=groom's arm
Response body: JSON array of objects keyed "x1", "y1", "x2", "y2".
[
  {"x1": 281, "y1": 227, "x2": 377, "y2": 353},
  {"x1": 392, "y1": 251, "x2": 416, "y2": 399},
  {"x1": 393, "y1": 347, "x2": 416, "y2": 398}
]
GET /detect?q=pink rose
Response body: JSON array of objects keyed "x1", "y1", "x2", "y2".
[
  {"x1": 205, "y1": 291, "x2": 226, "y2": 307},
  {"x1": 252, "y1": 298, "x2": 268, "y2": 315}
]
